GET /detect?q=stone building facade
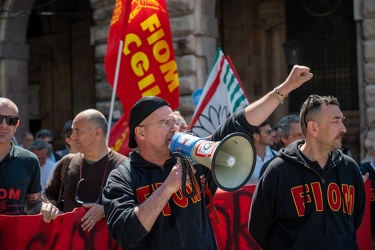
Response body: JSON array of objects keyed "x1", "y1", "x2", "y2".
[{"x1": 0, "y1": 0, "x2": 374, "y2": 163}]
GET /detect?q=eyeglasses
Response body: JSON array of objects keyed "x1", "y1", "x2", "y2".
[
  {"x1": 0, "y1": 115, "x2": 18, "y2": 126},
  {"x1": 303, "y1": 95, "x2": 322, "y2": 128},
  {"x1": 139, "y1": 118, "x2": 181, "y2": 132},
  {"x1": 264, "y1": 129, "x2": 273, "y2": 135},
  {"x1": 75, "y1": 153, "x2": 109, "y2": 205}
]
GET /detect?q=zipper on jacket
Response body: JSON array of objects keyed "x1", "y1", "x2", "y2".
[{"x1": 161, "y1": 165, "x2": 185, "y2": 249}]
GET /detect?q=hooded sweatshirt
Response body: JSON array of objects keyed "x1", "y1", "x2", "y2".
[
  {"x1": 102, "y1": 109, "x2": 257, "y2": 250},
  {"x1": 249, "y1": 140, "x2": 365, "y2": 250}
]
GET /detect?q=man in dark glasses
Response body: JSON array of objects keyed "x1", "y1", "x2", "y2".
[
  {"x1": 248, "y1": 119, "x2": 277, "y2": 184},
  {"x1": 44, "y1": 109, "x2": 127, "y2": 232},
  {"x1": 102, "y1": 65, "x2": 313, "y2": 250},
  {"x1": 249, "y1": 95, "x2": 366, "y2": 249},
  {"x1": 0, "y1": 97, "x2": 59, "y2": 222}
]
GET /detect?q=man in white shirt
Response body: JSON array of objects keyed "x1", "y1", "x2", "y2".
[
  {"x1": 248, "y1": 120, "x2": 276, "y2": 184},
  {"x1": 28, "y1": 139, "x2": 56, "y2": 191}
]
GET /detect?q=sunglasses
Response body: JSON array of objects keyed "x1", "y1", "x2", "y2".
[
  {"x1": 0, "y1": 115, "x2": 19, "y2": 126},
  {"x1": 264, "y1": 129, "x2": 273, "y2": 135},
  {"x1": 303, "y1": 95, "x2": 322, "y2": 128}
]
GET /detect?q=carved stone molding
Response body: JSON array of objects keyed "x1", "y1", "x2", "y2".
[{"x1": 259, "y1": 1, "x2": 285, "y2": 31}]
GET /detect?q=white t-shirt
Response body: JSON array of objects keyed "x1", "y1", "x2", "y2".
[
  {"x1": 40, "y1": 158, "x2": 56, "y2": 191},
  {"x1": 247, "y1": 146, "x2": 277, "y2": 184}
]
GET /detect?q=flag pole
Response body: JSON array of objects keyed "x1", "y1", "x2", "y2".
[{"x1": 106, "y1": 40, "x2": 124, "y2": 145}]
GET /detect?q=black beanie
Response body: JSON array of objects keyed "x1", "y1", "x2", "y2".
[{"x1": 128, "y1": 96, "x2": 170, "y2": 148}]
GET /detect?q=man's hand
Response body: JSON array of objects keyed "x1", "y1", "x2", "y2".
[
  {"x1": 81, "y1": 203, "x2": 105, "y2": 232},
  {"x1": 281, "y1": 65, "x2": 313, "y2": 94},
  {"x1": 26, "y1": 192, "x2": 60, "y2": 223},
  {"x1": 164, "y1": 163, "x2": 197, "y2": 194},
  {"x1": 362, "y1": 172, "x2": 370, "y2": 183},
  {"x1": 40, "y1": 202, "x2": 60, "y2": 223}
]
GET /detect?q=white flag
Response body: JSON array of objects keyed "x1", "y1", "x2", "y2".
[{"x1": 190, "y1": 48, "x2": 249, "y2": 137}]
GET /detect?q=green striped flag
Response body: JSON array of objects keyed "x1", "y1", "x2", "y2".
[{"x1": 190, "y1": 48, "x2": 249, "y2": 137}]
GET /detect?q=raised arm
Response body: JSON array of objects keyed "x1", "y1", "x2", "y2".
[{"x1": 244, "y1": 65, "x2": 313, "y2": 126}]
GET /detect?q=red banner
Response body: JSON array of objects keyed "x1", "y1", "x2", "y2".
[
  {"x1": 0, "y1": 183, "x2": 370, "y2": 249},
  {"x1": 211, "y1": 182, "x2": 372, "y2": 250},
  {"x1": 0, "y1": 207, "x2": 120, "y2": 250},
  {"x1": 105, "y1": 0, "x2": 179, "y2": 155}
]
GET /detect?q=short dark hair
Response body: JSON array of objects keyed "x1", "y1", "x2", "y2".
[
  {"x1": 300, "y1": 95, "x2": 340, "y2": 134},
  {"x1": 61, "y1": 120, "x2": 73, "y2": 139},
  {"x1": 254, "y1": 119, "x2": 271, "y2": 134},
  {"x1": 22, "y1": 131, "x2": 33, "y2": 138},
  {"x1": 61, "y1": 120, "x2": 73, "y2": 148},
  {"x1": 35, "y1": 129, "x2": 54, "y2": 141}
]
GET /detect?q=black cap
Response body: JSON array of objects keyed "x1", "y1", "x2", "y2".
[{"x1": 128, "y1": 96, "x2": 170, "y2": 148}]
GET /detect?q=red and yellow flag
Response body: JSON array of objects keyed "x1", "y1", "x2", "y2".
[{"x1": 105, "y1": 0, "x2": 179, "y2": 155}]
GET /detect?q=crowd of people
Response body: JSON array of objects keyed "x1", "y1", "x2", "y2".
[{"x1": 1, "y1": 64, "x2": 374, "y2": 249}]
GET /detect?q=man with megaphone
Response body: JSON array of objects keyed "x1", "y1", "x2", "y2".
[{"x1": 102, "y1": 65, "x2": 313, "y2": 250}]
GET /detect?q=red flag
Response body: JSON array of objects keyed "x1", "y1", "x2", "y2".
[{"x1": 105, "y1": 0, "x2": 179, "y2": 155}]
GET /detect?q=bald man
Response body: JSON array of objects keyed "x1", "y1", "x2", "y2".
[
  {"x1": 0, "y1": 97, "x2": 59, "y2": 222},
  {"x1": 44, "y1": 109, "x2": 127, "y2": 232}
]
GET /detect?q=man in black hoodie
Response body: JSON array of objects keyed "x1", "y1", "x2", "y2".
[
  {"x1": 102, "y1": 65, "x2": 313, "y2": 250},
  {"x1": 249, "y1": 95, "x2": 366, "y2": 250}
]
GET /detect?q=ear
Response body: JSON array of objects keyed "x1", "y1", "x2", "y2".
[
  {"x1": 94, "y1": 127, "x2": 101, "y2": 136},
  {"x1": 308, "y1": 121, "x2": 319, "y2": 137},
  {"x1": 135, "y1": 127, "x2": 145, "y2": 140},
  {"x1": 252, "y1": 133, "x2": 260, "y2": 142},
  {"x1": 280, "y1": 135, "x2": 288, "y2": 145}
]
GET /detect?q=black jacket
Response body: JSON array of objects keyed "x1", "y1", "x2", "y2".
[
  {"x1": 249, "y1": 140, "x2": 366, "y2": 250},
  {"x1": 359, "y1": 161, "x2": 375, "y2": 236},
  {"x1": 102, "y1": 109, "x2": 256, "y2": 250}
]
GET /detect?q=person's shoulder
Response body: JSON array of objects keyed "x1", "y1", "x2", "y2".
[
  {"x1": 109, "y1": 149, "x2": 128, "y2": 163},
  {"x1": 359, "y1": 161, "x2": 374, "y2": 172},
  {"x1": 14, "y1": 145, "x2": 38, "y2": 159},
  {"x1": 110, "y1": 158, "x2": 131, "y2": 178},
  {"x1": 340, "y1": 153, "x2": 358, "y2": 167}
]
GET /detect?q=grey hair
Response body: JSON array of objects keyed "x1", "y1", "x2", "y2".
[
  {"x1": 28, "y1": 138, "x2": 51, "y2": 156},
  {"x1": 278, "y1": 115, "x2": 300, "y2": 138},
  {"x1": 83, "y1": 109, "x2": 108, "y2": 135}
]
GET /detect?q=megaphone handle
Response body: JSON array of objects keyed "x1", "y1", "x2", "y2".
[{"x1": 172, "y1": 152, "x2": 197, "y2": 199}]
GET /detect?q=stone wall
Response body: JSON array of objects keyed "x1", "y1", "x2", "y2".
[{"x1": 362, "y1": 0, "x2": 375, "y2": 161}]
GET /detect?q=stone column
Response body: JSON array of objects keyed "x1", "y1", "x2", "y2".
[
  {"x1": 259, "y1": 0, "x2": 288, "y2": 124},
  {"x1": 0, "y1": 41, "x2": 29, "y2": 142},
  {"x1": 362, "y1": 0, "x2": 375, "y2": 161},
  {"x1": 168, "y1": 0, "x2": 218, "y2": 122}
]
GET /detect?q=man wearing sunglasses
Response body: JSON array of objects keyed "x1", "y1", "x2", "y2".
[
  {"x1": 249, "y1": 95, "x2": 366, "y2": 249},
  {"x1": 102, "y1": 65, "x2": 313, "y2": 250},
  {"x1": 44, "y1": 109, "x2": 127, "y2": 232},
  {"x1": 248, "y1": 119, "x2": 277, "y2": 184},
  {"x1": 0, "y1": 98, "x2": 59, "y2": 223}
]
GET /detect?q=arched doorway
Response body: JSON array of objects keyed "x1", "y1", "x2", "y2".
[{"x1": 27, "y1": 0, "x2": 95, "y2": 149}]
